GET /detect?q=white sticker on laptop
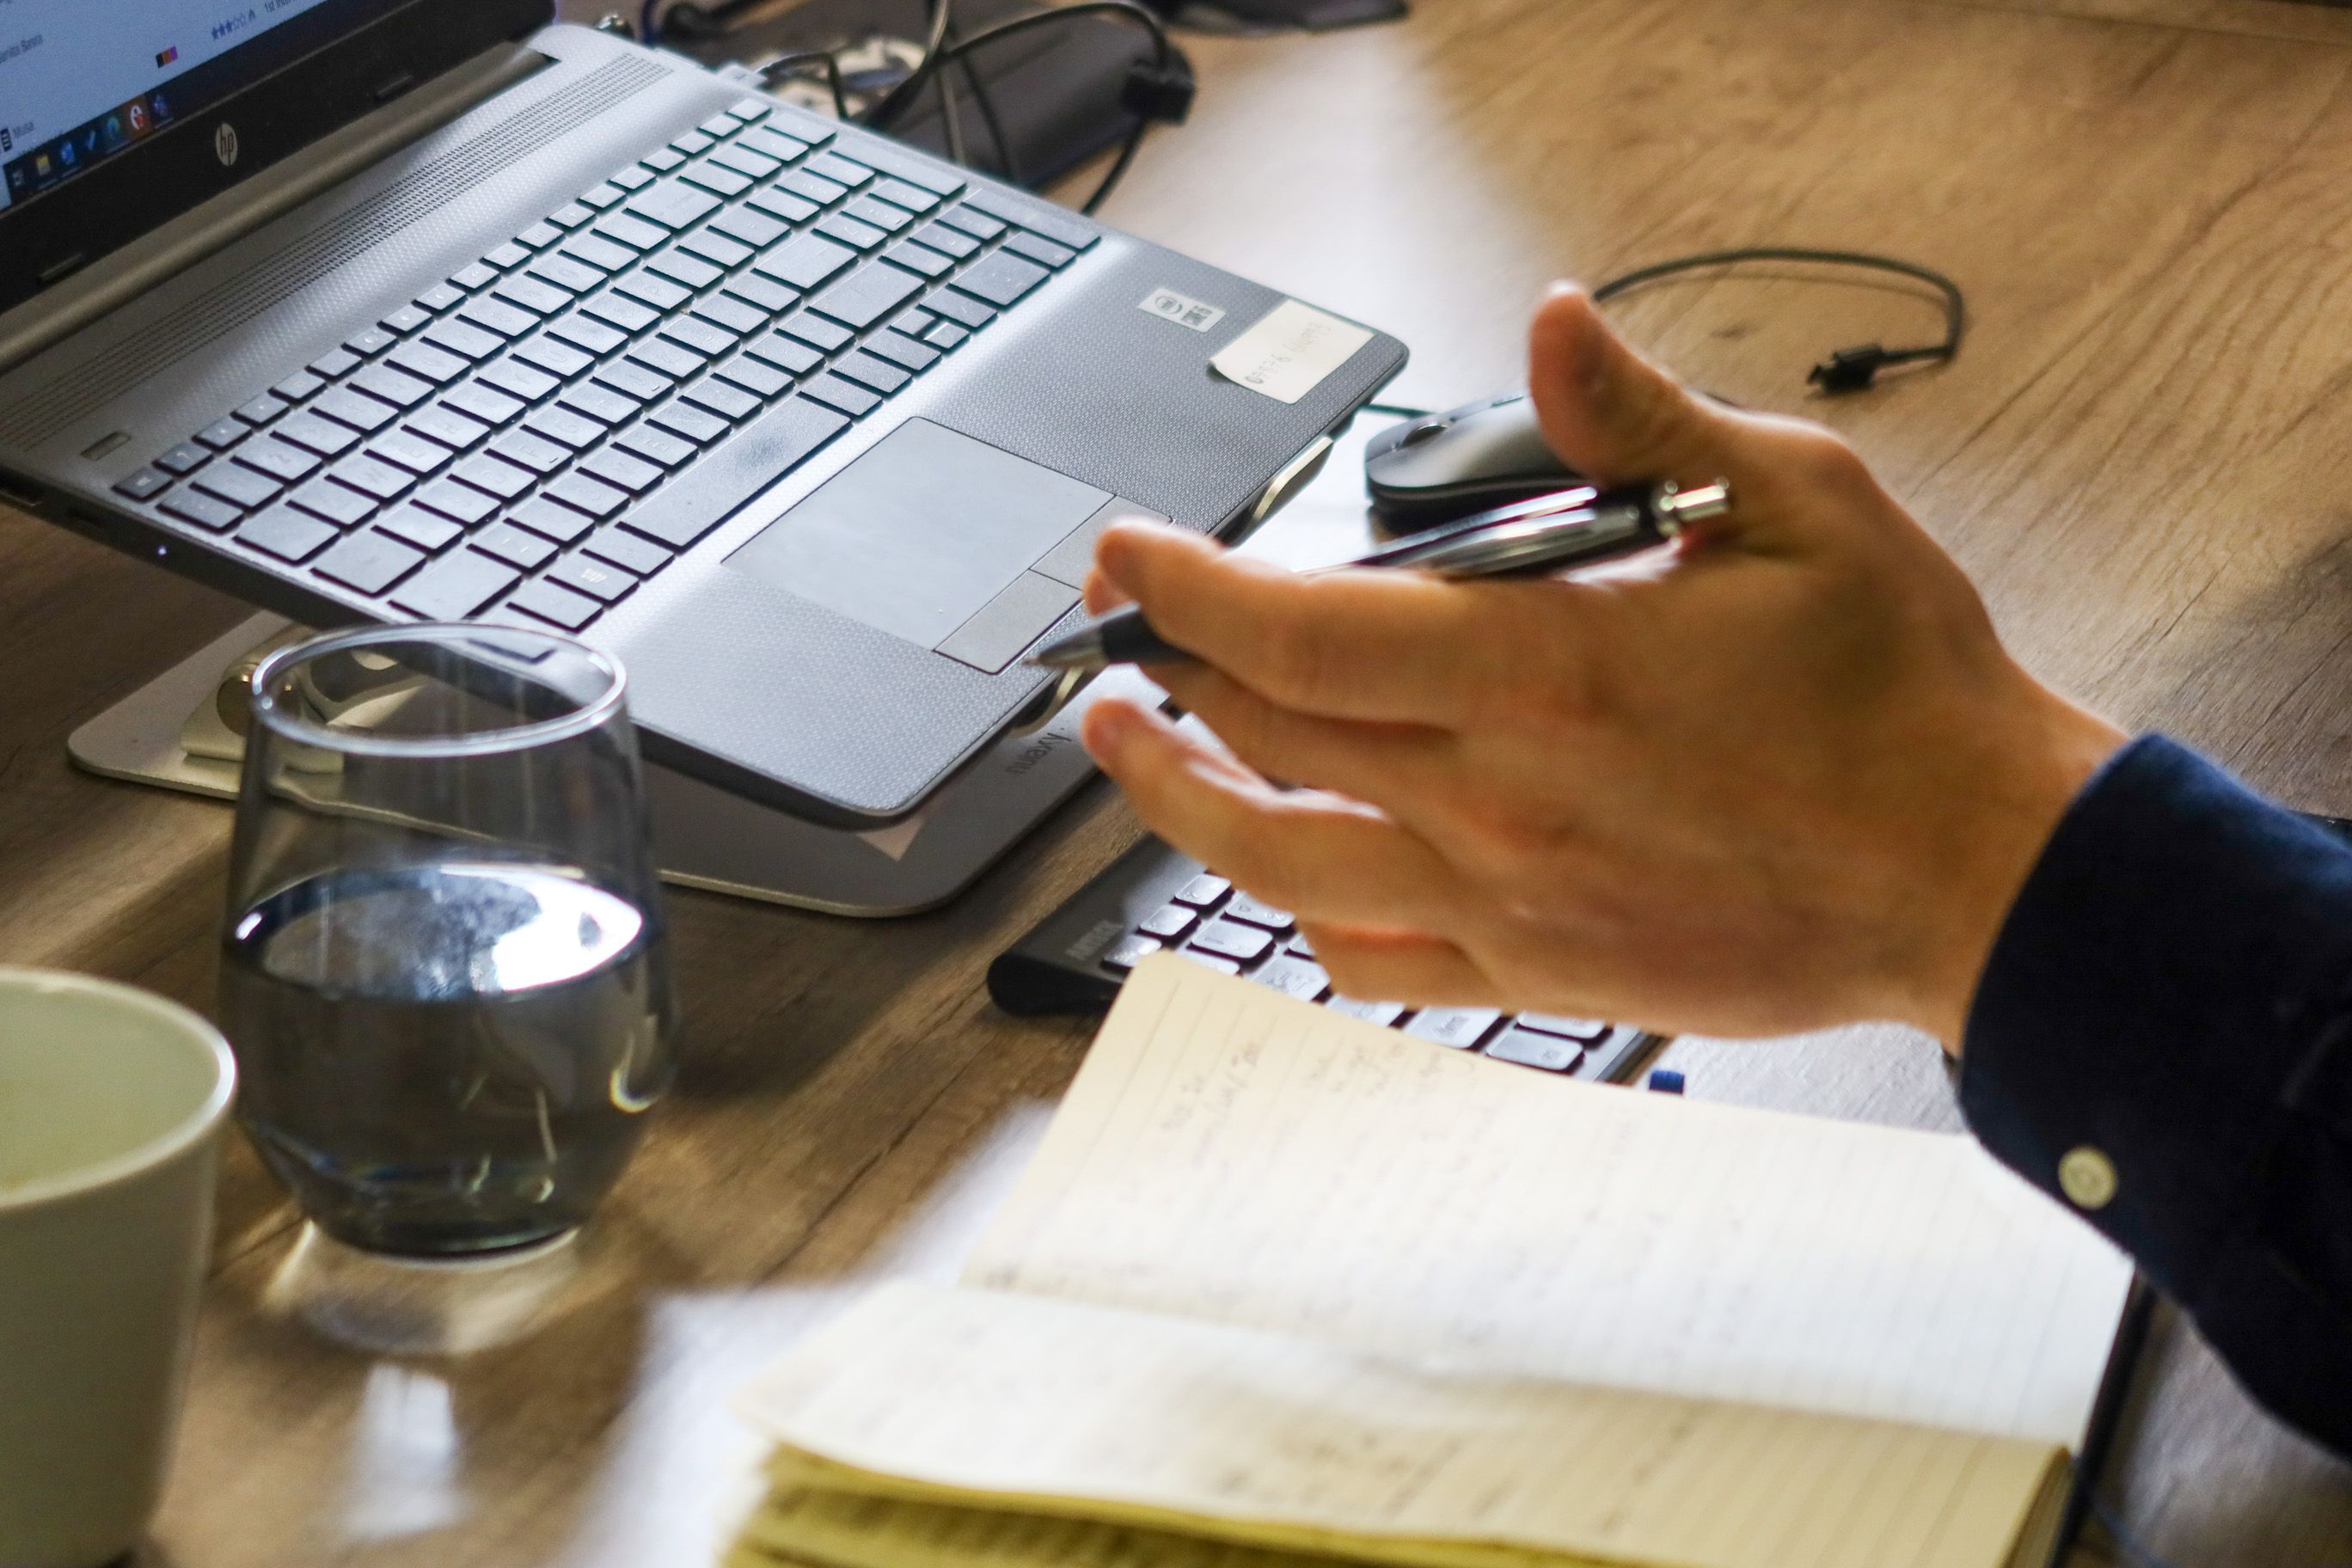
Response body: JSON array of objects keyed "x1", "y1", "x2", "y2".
[
  {"x1": 1138, "y1": 287, "x2": 1227, "y2": 332},
  {"x1": 1209, "y1": 300, "x2": 1375, "y2": 405}
]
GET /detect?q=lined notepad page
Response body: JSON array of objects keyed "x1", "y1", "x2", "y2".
[
  {"x1": 967, "y1": 957, "x2": 2133, "y2": 1450},
  {"x1": 738, "y1": 1282, "x2": 2059, "y2": 1568}
]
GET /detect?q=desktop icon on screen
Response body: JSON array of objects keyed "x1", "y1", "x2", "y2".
[
  {"x1": 129, "y1": 103, "x2": 150, "y2": 136},
  {"x1": 157, "y1": 46, "x2": 181, "y2": 69},
  {"x1": 152, "y1": 93, "x2": 174, "y2": 123},
  {"x1": 57, "y1": 140, "x2": 73, "y2": 169}
]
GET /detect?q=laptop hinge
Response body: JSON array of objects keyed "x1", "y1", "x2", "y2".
[{"x1": 0, "y1": 43, "x2": 554, "y2": 380}]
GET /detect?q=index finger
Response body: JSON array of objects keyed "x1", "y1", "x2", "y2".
[{"x1": 1092, "y1": 522, "x2": 1528, "y2": 726}]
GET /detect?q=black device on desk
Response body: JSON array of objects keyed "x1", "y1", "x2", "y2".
[{"x1": 0, "y1": 0, "x2": 1402, "y2": 830}]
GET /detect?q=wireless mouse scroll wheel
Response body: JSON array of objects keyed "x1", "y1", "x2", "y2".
[{"x1": 1399, "y1": 420, "x2": 1447, "y2": 448}]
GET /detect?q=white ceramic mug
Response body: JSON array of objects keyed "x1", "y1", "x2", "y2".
[{"x1": 0, "y1": 970, "x2": 235, "y2": 1568}]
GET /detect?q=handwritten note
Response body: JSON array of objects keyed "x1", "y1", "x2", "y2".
[{"x1": 1210, "y1": 301, "x2": 1374, "y2": 404}]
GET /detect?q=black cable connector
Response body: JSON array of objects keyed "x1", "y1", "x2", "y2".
[{"x1": 1120, "y1": 60, "x2": 1196, "y2": 125}]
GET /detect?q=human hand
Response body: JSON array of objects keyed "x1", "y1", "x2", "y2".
[{"x1": 1077, "y1": 285, "x2": 2125, "y2": 1046}]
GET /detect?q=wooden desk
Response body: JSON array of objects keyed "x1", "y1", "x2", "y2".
[{"x1": 1, "y1": 0, "x2": 2346, "y2": 1560}]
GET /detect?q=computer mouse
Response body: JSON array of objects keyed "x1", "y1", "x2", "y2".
[{"x1": 1363, "y1": 392, "x2": 1584, "y2": 530}]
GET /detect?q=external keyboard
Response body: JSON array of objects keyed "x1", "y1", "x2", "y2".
[
  {"x1": 989, "y1": 835, "x2": 1661, "y2": 1083},
  {"x1": 112, "y1": 99, "x2": 1094, "y2": 634}
]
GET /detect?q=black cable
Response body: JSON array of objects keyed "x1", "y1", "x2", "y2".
[
  {"x1": 857, "y1": 0, "x2": 957, "y2": 132},
  {"x1": 1590, "y1": 247, "x2": 1965, "y2": 395},
  {"x1": 640, "y1": 0, "x2": 662, "y2": 43},
  {"x1": 943, "y1": 16, "x2": 1021, "y2": 182},
  {"x1": 756, "y1": 49, "x2": 851, "y2": 119},
  {"x1": 1364, "y1": 400, "x2": 1431, "y2": 420}
]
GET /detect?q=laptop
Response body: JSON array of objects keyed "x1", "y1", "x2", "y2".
[{"x1": 0, "y1": 1, "x2": 1406, "y2": 828}]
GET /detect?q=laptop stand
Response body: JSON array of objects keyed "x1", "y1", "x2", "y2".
[{"x1": 69, "y1": 609, "x2": 1160, "y2": 916}]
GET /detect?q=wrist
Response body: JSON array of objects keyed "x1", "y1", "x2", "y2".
[{"x1": 1906, "y1": 675, "x2": 2128, "y2": 1050}]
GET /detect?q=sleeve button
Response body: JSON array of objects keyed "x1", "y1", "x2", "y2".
[{"x1": 2058, "y1": 1145, "x2": 2118, "y2": 1210}]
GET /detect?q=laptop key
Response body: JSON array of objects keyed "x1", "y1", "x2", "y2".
[
  {"x1": 315, "y1": 388, "x2": 398, "y2": 434},
  {"x1": 746, "y1": 334, "x2": 823, "y2": 375},
  {"x1": 471, "y1": 522, "x2": 558, "y2": 571},
  {"x1": 237, "y1": 506, "x2": 339, "y2": 561},
  {"x1": 593, "y1": 359, "x2": 673, "y2": 401},
  {"x1": 377, "y1": 505, "x2": 465, "y2": 554},
  {"x1": 776, "y1": 312, "x2": 853, "y2": 352},
  {"x1": 1327, "y1": 997, "x2": 1408, "y2": 1027},
  {"x1": 314, "y1": 530, "x2": 426, "y2": 594},
  {"x1": 382, "y1": 304, "x2": 432, "y2": 335},
  {"x1": 670, "y1": 130, "x2": 715, "y2": 156},
  {"x1": 1190, "y1": 921, "x2": 1274, "y2": 965},
  {"x1": 576, "y1": 184, "x2": 628, "y2": 212},
  {"x1": 679, "y1": 230, "x2": 754, "y2": 271},
  {"x1": 846, "y1": 196, "x2": 915, "y2": 235},
  {"x1": 391, "y1": 550, "x2": 520, "y2": 620},
  {"x1": 695, "y1": 294, "x2": 770, "y2": 335},
  {"x1": 352, "y1": 367, "x2": 432, "y2": 410},
  {"x1": 451, "y1": 455, "x2": 535, "y2": 503},
  {"x1": 531, "y1": 254, "x2": 606, "y2": 294},
  {"x1": 661, "y1": 316, "x2": 739, "y2": 358},
  {"x1": 507, "y1": 578, "x2": 602, "y2": 632},
  {"x1": 547, "y1": 314, "x2": 628, "y2": 358},
  {"x1": 711, "y1": 209, "x2": 787, "y2": 251},
  {"x1": 879, "y1": 242, "x2": 951, "y2": 280},
  {"x1": 193, "y1": 463, "x2": 282, "y2": 511},
  {"x1": 923, "y1": 290, "x2": 995, "y2": 329},
  {"x1": 544, "y1": 473, "x2": 629, "y2": 521},
  {"x1": 161, "y1": 491, "x2": 243, "y2": 532},
  {"x1": 1252, "y1": 956, "x2": 1332, "y2": 1004},
  {"x1": 815, "y1": 215, "x2": 889, "y2": 252},
  {"x1": 962, "y1": 191, "x2": 1098, "y2": 253},
  {"x1": 196, "y1": 418, "x2": 248, "y2": 451},
  {"x1": 628, "y1": 339, "x2": 707, "y2": 381},
  {"x1": 1402, "y1": 1008, "x2": 1504, "y2": 1050},
  {"x1": 309, "y1": 347, "x2": 363, "y2": 379},
  {"x1": 238, "y1": 435, "x2": 327, "y2": 481},
  {"x1": 495, "y1": 275, "x2": 573, "y2": 316},
  {"x1": 799, "y1": 374, "x2": 880, "y2": 418},
  {"x1": 832, "y1": 352, "x2": 911, "y2": 396},
  {"x1": 870, "y1": 177, "x2": 943, "y2": 215},
  {"x1": 462, "y1": 298, "x2": 540, "y2": 340},
  {"x1": 583, "y1": 524, "x2": 671, "y2": 576},
  {"x1": 709, "y1": 144, "x2": 781, "y2": 181},
  {"x1": 614, "y1": 424, "x2": 696, "y2": 469},
  {"x1": 156, "y1": 443, "x2": 211, "y2": 476},
  {"x1": 424, "y1": 320, "x2": 505, "y2": 362},
  {"x1": 681, "y1": 377, "x2": 761, "y2": 421},
  {"x1": 236, "y1": 394, "x2": 290, "y2": 426},
  {"x1": 620, "y1": 395, "x2": 847, "y2": 550},
  {"x1": 370, "y1": 430, "x2": 455, "y2": 477},
  {"x1": 628, "y1": 181, "x2": 723, "y2": 232},
  {"x1": 597, "y1": 213, "x2": 671, "y2": 254},
  {"x1": 545, "y1": 554, "x2": 635, "y2": 603},
  {"x1": 862, "y1": 330, "x2": 940, "y2": 373},
  {"x1": 563, "y1": 234, "x2": 638, "y2": 273},
  {"x1": 713, "y1": 355, "x2": 791, "y2": 399},
  {"x1": 748, "y1": 189, "x2": 822, "y2": 226},
  {"x1": 951, "y1": 251, "x2": 1049, "y2": 309},
  {"x1": 640, "y1": 147, "x2": 687, "y2": 175},
  {"x1": 491, "y1": 432, "x2": 572, "y2": 477},
  {"x1": 272, "y1": 371, "x2": 327, "y2": 403},
  {"x1": 443, "y1": 382, "x2": 527, "y2": 428},
  {"x1": 511, "y1": 335, "x2": 594, "y2": 382},
  {"x1": 389, "y1": 343, "x2": 469, "y2": 386},
  {"x1": 485, "y1": 241, "x2": 533, "y2": 270},
  {"x1": 1483, "y1": 1028, "x2": 1584, "y2": 1072},
  {"x1": 346, "y1": 326, "x2": 398, "y2": 358},
  {"x1": 583, "y1": 292, "x2": 661, "y2": 334},
  {"x1": 806, "y1": 151, "x2": 873, "y2": 189},
  {"x1": 910, "y1": 222, "x2": 978, "y2": 260},
  {"x1": 936, "y1": 205, "x2": 1006, "y2": 242},
  {"x1": 288, "y1": 478, "x2": 378, "y2": 528},
  {"x1": 560, "y1": 383, "x2": 642, "y2": 426},
  {"x1": 511, "y1": 497, "x2": 597, "y2": 545},
  {"x1": 1515, "y1": 1014, "x2": 1610, "y2": 1041},
  {"x1": 414, "y1": 282, "x2": 466, "y2": 313},
  {"x1": 407, "y1": 405, "x2": 489, "y2": 452},
  {"x1": 114, "y1": 469, "x2": 173, "y2": 502},
  {"x1": 648, "y1": 250, "x2": 723, "y2": 291},
  {"x1": 755, "y1": 235, "x2": 858, "y2": 291},
  {"x1": 614, "y1": 271, "x2": 692, "y2": 313},
  {"x1": 646, "y1": 400, "x2": 729, "y2": 445},
  {"x1": 1003, "y1": 232, "x2": 1079, "y2": 270},
  {"x1": 478, "y1": 360, "x2": 560, "y2": 405},
  {"x1": 524, "y1": 407, "x2": 604, "y2": 450},
  {"x1": 578, "y1": 449, "x2": 664, "y2": 495},
  {"x1": 451, "y1": 262, "x2": 500, "y2": 291},
  {"x1": 810, "y1": 264, "x2": 923, "y2": 331},
  {"x1": 518, "y1": 222, "x2": 564, "y2": 250},
  {"x1": 413, "y1": 479, "x2": 499, "y2": 526},
  {"x1": 740, "y1": 127, "x2": 811, "y2": 163},
  {"x1": 328, "y1": 454, "x2": 414, "y2": 504},
  {"x1": 679, "y1": 162, "x2": 753, "y2": 200}
]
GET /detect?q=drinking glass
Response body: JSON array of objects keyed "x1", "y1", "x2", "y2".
[{"x1": 219, "y1": 623, "x2": 676, "y2": 1259}]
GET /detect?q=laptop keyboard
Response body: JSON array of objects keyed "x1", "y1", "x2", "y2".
[{"x1": 112, "y1": 99, "x2": 1096, "y2": 634}]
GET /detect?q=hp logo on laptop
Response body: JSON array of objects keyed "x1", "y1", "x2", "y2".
[{"x1": 214, "y1": 123, "x2": 240, "y2": 168}]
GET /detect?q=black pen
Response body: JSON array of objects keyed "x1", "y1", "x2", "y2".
[{"x1": 1026, "y1": 479, "x2": 1733, "y2": 673}]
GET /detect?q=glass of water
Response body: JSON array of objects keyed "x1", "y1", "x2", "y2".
[{"x1": 220, "y1": 623, "x2": 676, "y2": 1259}]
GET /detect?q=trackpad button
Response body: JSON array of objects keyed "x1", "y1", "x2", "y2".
[
  {"x1": 726, "y1": 420, "x2": 1109, "y2": 650},
  {"x1": 937, "y1": 572, "x2": 1081, "y2": 673}
]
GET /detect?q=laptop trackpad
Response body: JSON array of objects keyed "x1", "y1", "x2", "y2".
[{"x1": 727, "y1": 420, "x2": 1109, "y2": 665}]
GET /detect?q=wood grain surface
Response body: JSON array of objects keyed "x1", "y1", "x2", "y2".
[{"x1": 0, "y1": 0, "x2": 2346, "y2": 1562}]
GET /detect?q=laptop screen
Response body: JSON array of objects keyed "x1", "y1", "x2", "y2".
[{"x1": 0, "y1": 0, "x2": 410, "y2": 215}]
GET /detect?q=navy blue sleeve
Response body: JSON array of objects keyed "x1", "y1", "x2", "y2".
[{"x1": 1961, "y1": 735, "x2": 2352, "y2": 1456}]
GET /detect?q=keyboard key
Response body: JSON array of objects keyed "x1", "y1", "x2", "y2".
[
  {"x1": 682, "y1": 230, "x2": 755, "y2": 273},
  {"x1": 407, "y1": 405, "x2": 489, "y2": 452},
  {"x1": 452, "y1": 262, "x2": 500, "y2": 291},
  {"x1": 313, "y1": 530, "x2": 426, "y2": 594},
  {"x1": 512, "y1": 338, "x2": 592, "y2": 381},
  {"x1": 583, "y1": 292, "x2": 662, "y2": 334},
  {"x1": 1483, "y1": 1027, "x2": 1584, "y2": 1072},
  {"x1": 323, "y1": 452, "x2": 412, "y2": 503},
  {"x1": 937, "y1": 205, "x2": 1006, "y2": 242},
  {"x1": 1173, "y1": 873, "x2": 1230, "y2": 907},
  {"x1": 846, "y1": 196, "x2": 916, "y2": 236},
  {"x1": 815, "y1": 214, "x2": 889, "y2": 252},
  {"x1": 391, "y1": 550, "x2": 519, "y2": 620},
  {"x1": 709, "y1": 144, "x2": 781, "y2": 181},
  {"x1": 1251, "y1": 956, "x2": 1331, "y2": 1003},
  {"x1": 491, "y1": 431, "x2": 572, "y2": 476},
  {"x1": 236, "y1": 393, "x2": 291, "y2": 426},
  {"x1": 451, "y1": 455, "x2": 535, "y2": 503},
  {"x1": 781, "y1": 169, "x2": 848, "y2": 206},
  {"x1": 377, "y1": 505, "x2": 465, "y2": 554},
  {"x1": 748, "y1": 189, "x2": 822, "y2": 226},
  {"x1": 1403, "y1": 1008, "x2": 1503, "y2": 1050},
  {"x1": 649, "y1": 249, "x2": 724, "y2": 291},
  {"x1": 564, "y1": 234, "x2": 638, "y2": 273},
  {"x1": 546, "y1": 203, "x2": 596, "y2": 231},
  {"x1": 862, "y1": 330, "x2": 940, "y2": 373},
  {"x1": 1225, "y1": 893, "x2": 1293, "y2": 931},
  {"x1": 576, "y1": 183, "x2": 628, "y2": 212},
  {"x1": 695, "y1": 294, "x2": 771, "y2": 335},
  {"x1": 713, "y1": 355, "x2": 791, "y2": 399},
  {"x1": 1326, "y1": 997, "x2": 1408, "y2": 1027},
  {"x1": 740, "y1": 126, "x2": 811, "y2": 162},
  {"x1": 951, "y1": 251, "x2": 1049, "y2": 309},
  {"x1": 810, "y1": 264, "x2": 924, "y2": 331},
  {"x1": 755, "y1": 235, "x2": 858, "y2": 291},
  {"x1": 309, "y1": 347, "x2": 363, "y2": 380},
  {"x1": 424, "y1": 320, "x2": 505, "y2": 362},
  {"x1": 595, "y1": 359, "x2": 674, "y2": 401},
  {"x1": 531, "y1": 254, "x2": 607, "y2": 294},
  {"x1": 614, "y1": 424, "x2": 695, "y2": 469},
  {"x1": 871, "y1": 177, "x2": 942, "y2": 215},
  {"x1": 924, "y1": 321, "x2": 971, "y2": 351},
  {"x1": 697, "y1": 113, "x2": 743, "y2": 139},
  {"x1": 196, "y1": 418, "x2": 248, "y2": 451},
  {"x1": 236, "y1": 505, "x2": 338, "y2": 561},
  {"x1": 413, "y1": 478, "x2": 500, "y2": 526},
  {"x1": 831, "y1": 351, "x2": 910, "y2": 396},
  {"x1": 114, "y1": 468, "x2": 172, "y2": 501},
  {"x1": 880, "y1": 242, "x2": 951, "y2": 280},
  {"x1": 728, "y1": 96, "x2": 774, "y2": 122},
  {"x1": 507, "y1": 578, "x2": 602, "y2": 631},
  {"x1": 155, "y1": 442, "x2": 211, "y2": 475},
  {"x1": 640, "y1": 147, "x2": 687, "y2": 175},
  {"x1": 618, "y1": 396, "x2": 845, "y2": 550},
  {"x1": 578, "y1": 449, "x2": 664, "y2": 495},
  {"x1": 351, "y1": 366, "x2": 433, "y2": 410},
  {"x1": 523, "y1": 408, "x2": 603, "y2": 451},
  {"x1": 1003, "y1": 231, "x2": 1079, "y2": 270},
  {"x1": 161, "y1": 491, "x2": 242, "y2": 531},
  {"x1": 559, "y1": 383, "x2": 642, "y2": 426},
  {"x1": 382, "y1": 303, "x2": 433, "y2": 335},
  {"x1": 272, "y1": 371, "x2": 328, "y2": 403},
  {"x1": 661, "y1": 315, "x2": 739, "y2": 358},
  {"x1": 711, "y1": 209, "x2": 788, "y2": 251},
  {"x1": 463, "y1": 297, "x2": 542, "y2": 340},
  {"x1": 799, "y1": 373, "x2": 881, "y2": 418},
  {"x1": 646, "y1": 400, "x2": 730, "y2": 446},
  {"x1": 315, "y1": 387, "x2": 398, "y2": 433},
  {"x1": 777, "y1": 311, "x2": 853, "y2": 352},
  {"x1": 389, "y1": 343, "x2": 469, "y2": 386},
  {"x1": 495, "y1": 275, "x2": 573, "y2": 316},
  {"x1": 237, "y1": 436, "x2": 326, "y2": 481},
  {"x1": 287, "y1": 478, "x2": 378, "y2": 527},
  {"x1": 670, "y1": 130, "x2": 715, "y2": 156},
  {"x1": 1138, "y1": 905, "x2": 1197, "y2": 941},
  {"x1": 1100, "y1": 934, "x2": 1162, "y2": 973},
  {"x1": 681, "y1": 377, "x2": 761, "y2": 420},
  {"x1": 614, "y1": 270, "x2": 692, "y2": 313},
  {"x1": 608, "y1": 166, "x2": 655, "y2": 194},
  {"x1": 628, "y1": 181, "x2": 723, "y2": 232},
  {"x1": 547, "y1": 314, "x2": 628, "y2": 358},
  {"x1": 1515, "y1": 1014, "x2": 1610, "y2": 1041},
  {"x1": 545, "y1": 553, "x2": 635, "y2": 603},
  {"x1": 346, "y1": 326, "x2": 397, "y2": 358},
  {"x1": 518, "y1": 222, "x2": 564, "y2": 251},
  {"x1": 511, "y1": 496, "x2": 596, "y2": 545},
  {"x1": 1190, "y1": 920, "x2": 1274, "y2": 965},
  {"x1": 486, "y1": 241, "x2": 533, "y2": 269},
  {"x1": 679, "y1": 162, "x2": 753, "y2": 199},
  {"x1": 414, "y1": 282, "x2": 467, "y2": 313},
  {"x1": 805, "y1": 151, "x2": 873, "y2": 189},
  {"x1": 628, "y1": 338, "x2": 707, "y2": 380},
  {"x1": 546, "y1": 473, "x2": 630, "y2": 521},
  {"x1": 597, "y1": 212, "x2": 671, "y2": 253},
  {"x1": 582, "y1": 524, "x2": 671, "y2": 575},
  {"x1": 746, "y1": 334, "x2": 823, "y2": 375},
  {"x1": 962, "y1": 191, "x2": 1098, "y2": 252},
  {"x1": 478, "y1": 360, "x2": 560, "y2": 404},
  {"x1": 471, "y1": 521, "x2": 558, "y2": 571},
  {"x1": 444, "y1": 382, "x2": 528, "y2": 427},
  {"x1": 923, "y1": 289, "x2": 996, "y2": 329},
  {"x1": 192, "y1": 462, "x2": 281, "y2": 510},
  {"x1": 911, "y1": 221, "x2": 979, "y2": 260},
  {"x1": 369, "y1": 430, "x2": 454, "y2": 478}
]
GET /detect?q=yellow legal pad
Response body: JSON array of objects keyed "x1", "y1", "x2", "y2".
[{"x1": 732, "y1": 956, "x2": 2135, "y2": 1568}]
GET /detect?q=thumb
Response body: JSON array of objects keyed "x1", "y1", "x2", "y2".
[{"x1": 1527, "y1": 283, "x2": 1736, "y2": 488}]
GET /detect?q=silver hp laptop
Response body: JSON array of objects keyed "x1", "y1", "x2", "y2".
[{"x1": 0, "y1": 1, "x2": 1405, "y2": 826}]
